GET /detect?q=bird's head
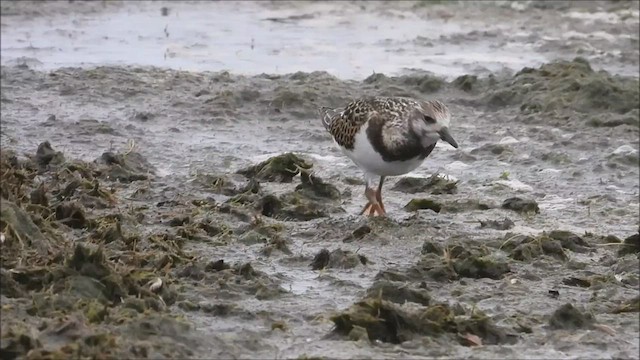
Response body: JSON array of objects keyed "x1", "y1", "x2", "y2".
[{"x1": 413, "y1": 100, "x2": 459, "y2": 149}]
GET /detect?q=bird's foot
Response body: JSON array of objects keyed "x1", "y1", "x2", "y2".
[{"x1": 360, "y1": 202, "x2": 386, "y2": 217}]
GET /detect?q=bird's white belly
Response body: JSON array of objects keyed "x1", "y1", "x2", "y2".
[{"x1": 338, "y1": 129, "x2": 425, "y2": 176}]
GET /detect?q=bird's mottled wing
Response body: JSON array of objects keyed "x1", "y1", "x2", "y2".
[
  {"x1": 327, "y1": 100, "x2": 372, "y2": 150},
  {"x1": 319, "y1": 106, "x2": 338, "y2": 132}
]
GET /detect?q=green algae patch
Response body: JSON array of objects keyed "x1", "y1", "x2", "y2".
[{"x1": 237, "y1": 152, "x2": 313, "y2": 183}]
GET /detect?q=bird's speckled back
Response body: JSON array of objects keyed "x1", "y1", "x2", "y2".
[{"x1": 322, "y1": 97, "x2": 421, "y2": 150}]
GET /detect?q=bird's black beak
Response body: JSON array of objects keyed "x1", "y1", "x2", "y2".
[{"x1": 438, "y1": 127, "x2": 459, "y2": 148}]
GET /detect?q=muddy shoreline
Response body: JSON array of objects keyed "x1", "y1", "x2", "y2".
[
  {"x1": 2, "y1": 58, "x2": 638, "y2": 359},
  {"x1": 2, "y1": 1, "x2": 640, "y2": 359}
]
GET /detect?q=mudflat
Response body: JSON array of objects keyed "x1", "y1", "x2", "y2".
[{"x1": 1, "y1": 1, "x2": 638, "y2": 359}]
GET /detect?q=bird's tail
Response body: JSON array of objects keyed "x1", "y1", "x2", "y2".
[{"x1": 318, "y1": 106, "x2": 340, "y2": 131}]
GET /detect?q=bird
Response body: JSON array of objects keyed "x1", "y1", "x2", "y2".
[{"x1": 320, "y1": 96, "x2": 458, "y2": 216}]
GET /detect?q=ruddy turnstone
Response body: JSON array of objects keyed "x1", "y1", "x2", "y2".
[{"x1": 320, "y1": 96, "x2": 458, "y2": 216}]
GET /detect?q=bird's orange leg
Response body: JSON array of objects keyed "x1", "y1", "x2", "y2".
[
  {"x1": 375, "y1": 176, "x2": 386, "y2": 215},
  {"x1": 361, "y1": 186, "x2": 385, "y2": 217}
]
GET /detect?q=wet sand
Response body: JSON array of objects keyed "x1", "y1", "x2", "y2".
[{"x1": 1, "y1": 1, "x2": 639, "y2": 359}]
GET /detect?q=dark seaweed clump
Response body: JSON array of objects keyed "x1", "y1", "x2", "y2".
[
  {"x1": 231, "y1": 157, "x2": 344, "y2": 221},
  {"x1": 380, "y1": 241, "x2": 511, "y2": 283},
  {"x1": 500, "y1": 230, "x2": 592, "y2": 262},
  {"x1": 331, "y1": 297, "x2": 516, "y2": 346},
  {"x1": 237, "y1": 152, "x2": 312, "y2": 183},
  {"x1": 0, "y1": 143, "x2": 202, "y2": 358},
  {"x1": 391, "y1": 174, "x2": 458, "y2": 195}
]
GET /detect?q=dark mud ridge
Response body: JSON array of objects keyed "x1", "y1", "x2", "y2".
[{"x1": 1, "y1": 57, "x2": 639, "y2": 358}]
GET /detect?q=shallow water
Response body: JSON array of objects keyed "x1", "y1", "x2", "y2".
[
  {"x1": 1, "y1": 1, "x2": 639, "y2": 359},
  {"x1": 2, "y1": 1, "x2": 638, "y2": 79}
]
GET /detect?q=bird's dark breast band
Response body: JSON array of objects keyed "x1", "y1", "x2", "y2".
[{"x1": 366, "y1": 116, "x2": 436, "y2": 162}]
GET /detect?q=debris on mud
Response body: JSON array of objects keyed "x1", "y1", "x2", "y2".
[
  {"x1": 452, "y1": 255, "x2": 511, "y2": 280},
  {"x1": 55, "y1": 201, "x2": 89, "y2": 229},
  {"x1": 363, "y1": 72, "x2": 445, "y2": 94},
  {"x1": 500, "y1": 233, "x2": 569, "y2": 261},
  {"x1": 501, "y1": 230, "x2": 595, "y2": 262},
  {"x1": 0, "y1": 146, "x2": 204, "y2": 358},
  {"x1": 404, "y1": 198, "x2": 442, "y2": 213},
  {"x1": 241, "y1": 171, "x2": 343, "y2": 221},
  {"x1": 484, "y1": 58, "x2": 640, "y2": 116},
  {"x1": 391, "y1": 174, "x2": 458, "y2": 195},
  {"x1": 386, "y1": 242, "x2": 509, "y2": 282},
  {"x1": 617, "y1": 232, "x2": 640, "y2": 257},
  {"x1": 95, "y1": 150, "x2": 155, "y2": 183},
  {"x1": 421, "y1": 240, "x2": 444, "y2": 256},
  {"x1": 310, "y1": 248, "x2": 366, "y2": 270},
  {"x1": 1, "y1": 199, "x2": 58, "y2": 256},
  {"x1": 480, "y1": 217, "x2": 515, "y2": 230},
  {"x1": 444, "y1": 199, "x2": 493, "y2": 213},
  {"x1": 295, "y1": 170, "x2": 341, "y2": 200},
  {"x1": 366, "y1": 280, "x2": 431, "y2": 306},
  {"x1": 548, "y1": 303, "x2": 595, "y2": 330},
  {"x1": 501, "y1": 197, "x2": 540, "y2": 214},
  {"x1": 34, "y1": 141, "x2": 65, "y2": 170},
  {"x1": 330, "y1": 298, "x2": 515, "y2": 345},
  {"x1": 612, "y1": 296, "x2": 640, "y2": 314},
  {"x1": 195, "y1": 173, "x2": 258, "y2": 196},
  {"x1": 470, "y1": 143, "x2": 512, "y2": 156},
  {"x1": 342, "y1": 224, "x2": 372, "y2": 242},
  {"x1": 258, "y1": 191, "x2": 336, "y2": 221},
  {"x1": 178, "y1": 260, "x2": 285, "y2": 300},
  {"x1": 452, "y1": 74, "x2": 479, "y2": 92},
  {"x1": 403, "y1": 197, "x2": 493, "y2": 214},
  {"x1": 562, "y1": 276, "x2": 592, "y2": 288},
  {"x1": 237, "y1": 152, "x2": 312, "y2": 182},
  {"x1": 546, "y1": 230, "x2": 591, "y2": 253}
]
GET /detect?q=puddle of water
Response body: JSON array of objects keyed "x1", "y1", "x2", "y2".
[{"x1": 1, "y1": 1, "x2": 551, "y2": 80}]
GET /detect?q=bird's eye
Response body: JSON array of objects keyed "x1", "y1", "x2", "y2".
[{"x1": 424, "y1": 116, "x2": 436, "y2": 124}]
